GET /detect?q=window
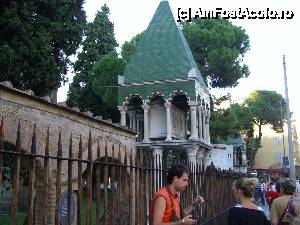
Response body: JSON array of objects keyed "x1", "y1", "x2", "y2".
[
  {"x1": 275, "y1": 152, "x2": 283, "y2": 162},
  {"x1": 275, "y1": 136, "x2": 281, "y2": 145}
]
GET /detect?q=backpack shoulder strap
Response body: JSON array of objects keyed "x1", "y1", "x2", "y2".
[{"x1": 278, "y1": 197, "x2": 292, "y2": 224}]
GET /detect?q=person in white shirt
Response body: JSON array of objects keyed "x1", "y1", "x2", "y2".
[{"x1": 295, "y1": 176, "x2": 300, "y2": 198}]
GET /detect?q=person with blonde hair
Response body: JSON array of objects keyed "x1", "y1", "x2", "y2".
[{"x1": 228, "y1": 177, "x2": 271, "y2": 225}]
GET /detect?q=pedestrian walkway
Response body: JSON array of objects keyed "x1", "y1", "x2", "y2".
[{"x1": 261, "y1": 204, "x2": 270, "y2": 219}]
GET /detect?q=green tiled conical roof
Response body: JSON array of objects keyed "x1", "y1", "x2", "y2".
[{"x1": 123, "y1": 0, "x2": 206, "y2": 86}]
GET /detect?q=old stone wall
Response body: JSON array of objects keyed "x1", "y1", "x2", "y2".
[{"x1": 0, "y1": 83, "x2": 136, "y2": 225}]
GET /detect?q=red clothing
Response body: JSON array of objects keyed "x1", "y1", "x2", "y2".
[
  {"x1": 266, "y1": 190, "x2": 282, "y2": 205},
  {"x1": 149, "y1": 187, "x2": 180, "y2": 224}
]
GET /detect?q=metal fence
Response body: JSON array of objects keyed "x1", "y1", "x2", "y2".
[{"x1": 0, "y1": 117, "x2": 240, "y2": 225}]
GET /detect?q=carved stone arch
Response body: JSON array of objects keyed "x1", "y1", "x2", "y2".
[
  {"x1": 168, "y1": 90, "x2": 190, "y2": 102},
  {"x1": 124, "y1": 94, "x2": 143, "y2": 106},
  {"x1": 168, "y1": 90, "x2": 189, "y2": 113},
  {"x1": 146, "y1": 92, "x2": 166, "y2": 104}
]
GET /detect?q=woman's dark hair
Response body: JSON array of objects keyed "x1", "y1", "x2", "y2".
[
  {"x1": 166, "y1": 164, "x2": 190, "y2": 185},
  {"x1": 282, "y1": 178, "x2": 296, "y2": 195}
]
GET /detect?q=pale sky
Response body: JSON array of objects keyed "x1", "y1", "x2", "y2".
[{"x1": 57, "y1": 0, "x2": 300, "y2": 139}]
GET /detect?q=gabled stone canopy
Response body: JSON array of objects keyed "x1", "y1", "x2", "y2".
[{"x1": 118, "y1": 0, "x2": 209, "y2": 105}]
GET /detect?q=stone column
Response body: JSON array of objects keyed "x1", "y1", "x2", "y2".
[
  {"x1": 152, "y1": 146, "x2": 163, "y2": 192},
  {"x1": 164, "y1": 102, "x2": 172, "y2": 141},
  {"x1": 206, "y1": 109, "x2": 210, "y2": 143},
  {"x1": 203, "y1": 150, "x2": 210, "y2": 170},
  {"x1": 196, "y1": 149, "x2": 203, "y2": 169},
  {"x1": 196, "y1": 149, "x2": 205, "y2": 197},
  {"x1": 128, "y1": 111, "x2": 133, "y2": 129},
  {"x1": 117, "y1": 106, "x2": 127, "y2": 127},
  {"x1": 142, "y1": 103, "x2": 150, "y2": 142},
  {"x1": 132, "y1": 111, "x2": 136, "y2": 131},
  {"x1": 204, "y1": 109, "x2": 210, "y2": 143},
  {"x1": 186, "y1": 146, "x2": 198, "y2": 168},
  {"x1": 185, "y1": 145, "x2": 198, "y2": 192},
  {"x1": 197, "y1": 105, "x2": 203, "y2": 141},
  {"x1": 188, "y1": 101, "x2": 199, "y2": 141},
  {"x1": 202, "y1": 107, "x2": 207, "y2": 142},
  {"x1": 136, "y1": 115, "x2": 140, "y2": 139},
  {"x1": 196, "y1": 150, "x2": 205, "y2": 169}
]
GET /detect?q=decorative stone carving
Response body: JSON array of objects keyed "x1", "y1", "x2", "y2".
[
  {"x1": 83, "y1": 111, "x2": 93, "y2": 117},
  {"x1": 71, "y1": 107, "x2": 80, "y2": 112},
  {"x1": 41, "y1": 96, "x2": 52, "y2": 102},
  {"x1": 57, "y1": 101, "x2": 67, "y2": 107},
  {"x1": 94, "y1": 116, "x2": 103, "y2": 120},
  {"x1": 24, "y1": 89, "x2": 34, "y2": 96},
  {"x1": 0, "y1": 81, "x2": 14, "y2": 88}
]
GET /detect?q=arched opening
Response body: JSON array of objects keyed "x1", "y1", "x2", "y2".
[
  {"x1": 79, "y1": 155, "x2": 131, "y2": 224},
  {"x1": 125, "y1": 95, "x2": 143, "y2": 140},
  {"x1": 148, "y1": 96, "x2": 166, "y2": 140},
  {"x1": 170, "y1": 92, "x2": 189, "y2": 140},
  {"x1": 0, "y1": 142, "x2": 43, "y2": 224}
]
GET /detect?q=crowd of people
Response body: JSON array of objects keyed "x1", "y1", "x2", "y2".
[
  {"x1": 149, "y1": 163, "x2": 300, "y2": 225},
  {"x1": 228, "y1": 177, "x2": 300, "y2": 225}
]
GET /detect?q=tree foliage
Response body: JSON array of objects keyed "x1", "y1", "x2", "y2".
[
  {"x1": 121, "y1": 32, "x2": 144, "y2": 63},
  {"x1": 182, "y1": 18, "x2": 250, "y2": 88},
  {"x1": 66, "y1": 4, "x2": 118, "y2": 118},
  {"x1": 210, "y1": 107, "x2": 240, "y2": 143},
  {"x1": 233, "y1": 90, "x2": 286, "y2": 168},
  {"x1": 244, "y1": 90, "x2": 286, "y2": 133},
  {"x1": 230, "y1": 103, "x2": 256, "y2": 168},
  {"x1": 91, "y1": 52, "x2": 126, "y2": 120},
  {"x1": 210, "y1": 90, "x2": 286, "y2": 168},
  {"x1": 209, "y1": 94, "x2": 241, "y2": 143},
  {"x1": 0, "y1": 0, "x2": 86, "y2": 96},
  {"x1": 73, "y1": 4, "x2": 118, "y2": 80}
]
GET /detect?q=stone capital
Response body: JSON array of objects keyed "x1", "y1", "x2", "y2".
[
  {"x1": 164, "y1": 101, "x2": 172, "y2": 109},
  {"x1": 142, "y1": 104, "x2": 150, "y2": 111},
  {"x1": 127, "y1": 110, "x2": 136, "y2": 116},
  {"x1": 150, "y1": 145, "x2": 164, "y2": 150},
  {"x1": 205, "y1": 116, "x2": 210, "y2": 124},
  {"x1": 196, "y1": 150, "x2": 205, "y2": 159},
  {"x1": 117, "y1": 105, "x2": 126, "y2": 112},
  {"x1": 184, "y1": 145, "x2": 198, "y2": 157},
  {"x1": 188, "y1": 101, "x2": 199, "y2": 107},
  {"x1": 204, "y1": 149, "x2": 210, "y2": 158},
  {"x1": 151, "y1": 145, "x2": 164, "y2": 155}
]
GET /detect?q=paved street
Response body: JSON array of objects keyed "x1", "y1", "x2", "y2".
[{"x1": 261, "y1": 204, "x2": 270, "y2": 219}]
